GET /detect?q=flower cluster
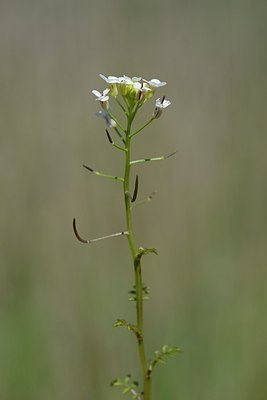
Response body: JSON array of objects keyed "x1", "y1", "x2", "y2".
[{"x1": 92, "y1": 74, "x2": 171, "y2": 124}]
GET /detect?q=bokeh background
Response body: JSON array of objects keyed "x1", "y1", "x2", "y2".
[{"x1": 1, "y1": 1, "x2": 267, "y2": 399}]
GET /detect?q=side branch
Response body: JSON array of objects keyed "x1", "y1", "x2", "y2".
[
  {"x1": 130, "y1": 151, "x2": 177, "y2": 166},
  {"x1": 114, "y1": 126, "x2": 126, "y2": 144},
  {"x1": 113, "y1": 319, "x2": 143, "y2": 341},
  {"x1": 83, "y1": 164, "x2": 124, "y2": 182},
  {"x1": 115, "y1": 97, "x2": 127, "y2": 114},
  {"x1": 107, "y1": 110, "x2": 125, "y2": 133},
  {"x1": 129, "y1": 118, "x2": 154, "y2": 138},
  {"x1": 73, "y1": 218, "x2": 128, "y2": 244},
  {"x1": 106, "y1": 129, "x2": 126, "y2": 152}
]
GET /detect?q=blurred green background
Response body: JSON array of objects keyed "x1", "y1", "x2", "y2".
[{"x1": 1, "y1": 1, "x2": 267, "y2": 399}]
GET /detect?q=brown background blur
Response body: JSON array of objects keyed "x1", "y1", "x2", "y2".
[{"x1": 1, "y1": 1, "x2": 267, "y2": 399}]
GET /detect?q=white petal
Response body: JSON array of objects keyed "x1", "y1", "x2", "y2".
[
  {"x1": 144, "y1": 78, "x2": 167, "y2": 87},
  {"x1": 99, "y1": 74, "x2": 109, "y2": 82},
  {"x1": 120, "y1": 76, "x2": 133, "y2": 84},
  {"x1": 150, "y1": 79, "x2": 167, "y2": 87},
  {"x1": 133, "y1": 82, "x2": 142, "y2": 90},
  {"x1": 163, "y1": 100, "x2": 171, "y2": 108},
  {"x1": 155, "y1": 98, "x2": 162, "y2": 107},
  {"x1": 107, "y1": 76, "x2": 120, "y2": 83},
  {"x1": 99, "y1": 74, "x2": 119, "y2": 83},
  {"x1": 132, "y1": 76, "x2": 142, "y2": 82},
  {"x1": 155, "y1": 98, "x2": 171, "y2": 109},
  {"x1": 150, "y1": 79, "x2": 161, "y2": 85},
  {"x1": 92, "y1": 90, "x2": 102, "y2": 98},
  {"x1": 96, "y1": 96, "x2": 109, "y2": 101},
  {"x1": 103, "y1": 88, "x2": 110, "y2": 96}
]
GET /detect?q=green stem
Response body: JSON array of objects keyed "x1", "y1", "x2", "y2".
[
  {"x1": 114, "y1": 126, "x2": 126, "y2": 144},
  {"x1": 115, "y1": 97, "x2": 127, "y2": 114},
  {"x1": 129, "y1": 118, "x2": 154, "y2": 138},
  {"x1": 108, "y1": 110, "x2": 125, "y2": 133},
  {"x1": 123, "y1": 112, "x2": 151, "y2": 400}
]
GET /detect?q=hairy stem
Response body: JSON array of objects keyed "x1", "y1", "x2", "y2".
[{"x1": 123, "y1": 112, "x2": 151, "y2": 400}]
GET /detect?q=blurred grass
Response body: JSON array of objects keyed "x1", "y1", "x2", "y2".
[{"x1": 1, "y1": 0, "x2": 267, "y2": 399}]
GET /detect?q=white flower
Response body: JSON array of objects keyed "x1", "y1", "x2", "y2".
[
  {"x1": 118, "y1": 76, "x2": 134, "y2": 85},
  {"x1": 155, "y1": 97, "x2": 171, "y2": 108},
  {"x1": 97, "y1": 74, "x2": 168, "y2": 106},
  {"x1": 99, "y1": 74, "x2": 141, "y2": 88},
  {"x1": 99, "y1": 74, "x2": 121, "y2": 84},
  {"x1": 153, "y1": 97, "x2": 171, "y2": 119},
  {"x1": 92, "y1": 88, "x2": 110, "y2": 102},
  {"x1": 133, "y1": 82, "x2": 153, "y2": 101},
  {"x1": 143, "y1": 78, "x2": 167, "y2": 88},
  {"x1": 92, "y1": 88, "x2": 110, "y2": 110},
  {"x1": 117, "y1": 76, "x2": 142, "y2": 86},
  {"x1": 92, "y1": 89, "x2": 110, "y2": 101},
  {"x1": 96, "y1": 110, "x2": 116, "y2": 128}
]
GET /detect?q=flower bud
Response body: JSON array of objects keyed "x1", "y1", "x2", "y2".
[
  {"x1": 118, "y1": 83, "x2": 129, "y2": 96},
  {"x1": 109, "y1": 83, "x2": 118, "y2": 98},
  {"x1": 152, "y1": 97, "x2": 171, "y2": 119},
  {"x1": 143, "y1": 83, "x2": 154, "y2": 100}
]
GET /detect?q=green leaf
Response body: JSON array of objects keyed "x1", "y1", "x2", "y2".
[
  {"x1": 148, "y1": 344, "x2": 182, "y2": 373},
  {"x1": 111, "y1": 375, "x2": 142, "y2": 400},
  {"x1": 113, "y1": 319, "x2": 142, "y2": 340},
  {"x1": 136, "y1": 247, "x2": 158, "y2": 261},
  {"x1": 110, "y1": 379, "x2": 121, "y2": 387},
  {"x1": 124, "y1": 374, "x2": 131, "y2": 383}
]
